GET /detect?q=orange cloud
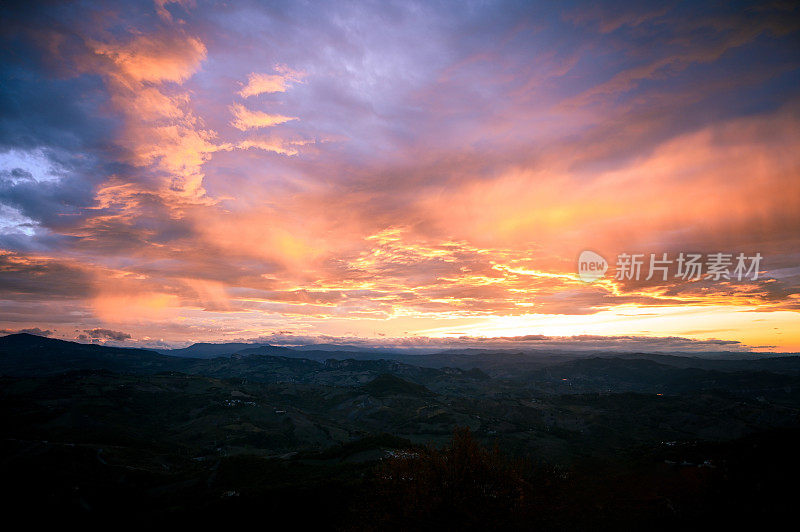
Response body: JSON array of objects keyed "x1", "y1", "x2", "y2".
[
  {"x1": 92, "y1": 292, "x2": 180, "y2": 323},
  {"x1": 84, "y1": 26, "x2": 231, "y2": 201},
  {"x1": 239, "y1": 66, "x2": 305, "y2": 98},
  {"x1": 238, "y1": 136, "x2": 314, "y2": 156},
  {"x1": 229, "y1": 103, "x2": 297, "y2": 130},
  {"x1": 91, "y1": 33, "x2": 206, "y2": 84},
  {"x1": 416, "y1": 104, "x2": 800, "y2": 257}
]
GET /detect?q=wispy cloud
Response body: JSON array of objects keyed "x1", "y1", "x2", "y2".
[
  {"x1": 229, "y1": 103, "x2": 297, "y2": 131},
  {"x1": 239, "y1": 66, "x2": 305, "y2": 98}
]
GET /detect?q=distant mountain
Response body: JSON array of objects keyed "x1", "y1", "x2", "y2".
[
  {"x1": 0, "y1": 333, "x2": 180, "y2": 376},
  {"x1": 294, "y1": 343, "x2": 382, "y2": 352},
  {"x1": 617, "y1": 352, "x2": 800, "y2": 374},
  {"x1": 157, "y1": 342, "x2": 266, "y2": 358},
  {"x1": 158, "y1": 342, "x2": 405, "y2": 361},
  {"x1": 231, "y1": 345, "x2": 304, "y2": 357},
  {"x1": 0, "y1": 334, "x2": 493, "y2": 395},
  {"x1": 5, "y1": 333, "x2": 800, "y2": 398},
  {"x1": 159, "y1": 342, "x2": 411, "y2": 360},
  {"x1": 241, "y1": 346, "x2": 415, "y2": 363}
]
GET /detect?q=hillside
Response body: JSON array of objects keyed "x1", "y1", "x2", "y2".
[{"x1": 3, "y1": 333, "x2": 800, "y2": 527}]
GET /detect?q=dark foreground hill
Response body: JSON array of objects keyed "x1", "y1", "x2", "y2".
[
  {"x1": 0, "y1": 333, "x2": 176, "y2": 375},
  {"x1": 3, "y1": 333, "x2": 800, "y2": 527}
]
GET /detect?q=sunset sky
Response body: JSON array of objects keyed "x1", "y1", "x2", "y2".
[{"x1": 1, "y1": 0, "x2": 799, "y2": 351}]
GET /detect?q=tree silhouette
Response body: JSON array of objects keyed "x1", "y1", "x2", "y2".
[{"x1": 355, "y1": 427, "x2": 534, "y2": 531}]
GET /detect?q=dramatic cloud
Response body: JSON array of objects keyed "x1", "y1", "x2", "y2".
[{"x1": 0, "y1": 0, "x2": 798, "y2": 350}]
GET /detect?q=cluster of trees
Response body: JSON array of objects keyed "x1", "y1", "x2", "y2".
[{"x1": 355, "y1": 428, "x2": 537, "y2": 531}]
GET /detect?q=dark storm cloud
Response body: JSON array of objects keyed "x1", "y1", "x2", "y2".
[
  {"x1": 0, "y1": 3, "x2": 124, "y2": 253},
  {"x1": 83, "y1": 328, "x2": 131, "y2": 341},
  {"x1": 0, "y1": 327, "x2": 52, "y2": 336},
  {"x1": 0, "y1": 0, "x2": 200, "y2": 255}
]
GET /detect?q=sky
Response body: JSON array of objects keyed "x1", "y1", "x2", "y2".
[{"x1": 1, "y1": 0, "x2": 799, "y2": 351}]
